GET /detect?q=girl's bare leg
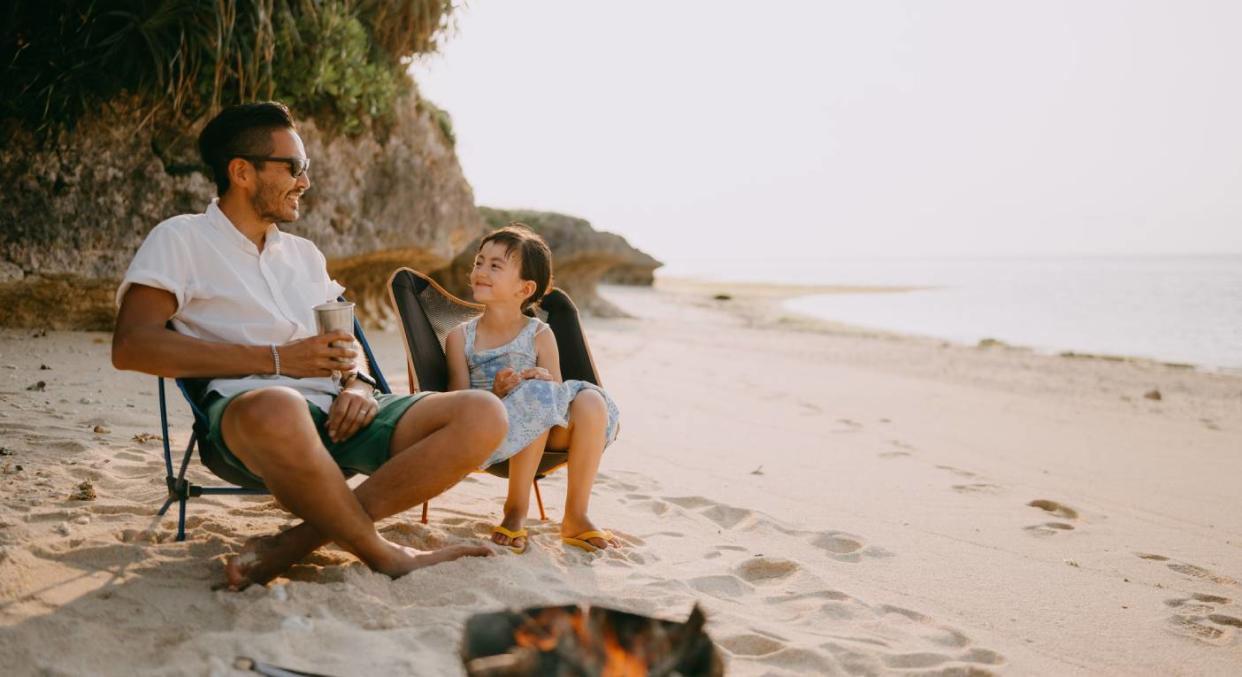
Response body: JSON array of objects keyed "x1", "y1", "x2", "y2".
[
  {"x1": 547, "y1": 390, "x2": 616, "y2": 549},
  {"x1": 492, "y1": 431, "x2": 549, "y2": 551}
]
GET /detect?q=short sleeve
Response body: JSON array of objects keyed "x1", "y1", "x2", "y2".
[
  {"x1": 116, "y1": 220, "x2": 193, "y2": 310},
  {"x1": 312, "y1": 246, "x2": 346, "y2": 302}
]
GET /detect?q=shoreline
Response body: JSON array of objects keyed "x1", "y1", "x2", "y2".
[{"x1": 651, "y1": 276, "x2": 1241, "y2": 376}]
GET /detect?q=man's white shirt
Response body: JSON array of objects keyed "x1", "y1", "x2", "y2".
[{"x1": 117, "y1": 199, "x2": 347, "y2": 411}]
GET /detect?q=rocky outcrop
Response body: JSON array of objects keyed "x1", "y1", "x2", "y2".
[
  {"x1": 0, "y1": 92, "x2": 481, "y2": 329},
  {"x1": 434, "y1": 207, "x2": 662, "y2": 317}
]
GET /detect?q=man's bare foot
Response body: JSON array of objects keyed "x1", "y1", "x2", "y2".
[
  {"x1": 381, "y1": 542, "x2": 493, "y2": 578},
  {"x1": 223, "y1": 535, "x2": 493, "y2": 590},
  {"x1": 222, "y1": 536, "x2": 280, "y2": 591},
  {"x1": 561, "y1": 514, "x2": 619, "y2": 550},
  {"x1": 490, "y1": 507, "x2": 528, "y2": 551}
]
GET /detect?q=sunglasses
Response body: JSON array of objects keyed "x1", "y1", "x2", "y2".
[{"x1": 237, "y1": 154, "x2": 310, "y2": 178}]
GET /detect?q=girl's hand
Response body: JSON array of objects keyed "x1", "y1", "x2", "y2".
[
  {"x1": 519, "y1": 367, "x2": 553, "y2": 381},
  {"x1": 492, "y1": 368, "x2": 522, "y2": 398}
]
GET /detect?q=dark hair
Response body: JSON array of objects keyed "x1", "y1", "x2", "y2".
[
  {"x1": 197, "y1": 102, "x2": 296, "y2": 196},
  {"x1": 478, "y1": 223, "x2": 553, "y2": 315}
]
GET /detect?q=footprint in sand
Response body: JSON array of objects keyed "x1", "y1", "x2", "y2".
[
  {"x1": 1167, "y1": 615, "x2": 1230, "y2": 645},
  {"x1": 1166, "y1": 593, "x2": 1232, "y2": 614},
  {"x1": 798, "y1": 402, "x2": 822, "y2": 416},
  {"x1": 831, "y1": 418, "x2": 863, "y2": 433},
  {"x1": 953, "y1": 483, "x2": 1002, "y2": 494},
  {"x1": 1138, "y1": 553, "x2": 1238, "y2": 586},
  {"x1": 809, "y1": 531, "x2": 893, "y2": 562},
  {"x1": 718, "y1": 633, "x2": 786, "y2": 657},
  {"x1": 1167, "y1": 563, "x2": 1239, "y2": 587},
  {"x1": 935, "y1": 465, "x2": 977, "y2": 478},
  {"x1": 701, "y1": 504, "x2": 754, "y2": 529},
  {"x1": 688, "y1": 574, "x2": 754, "y2": 599},
  {"x1": 656, "y1": 495, "x2": 757, "y2": 529},
  {"x1": 1023, "y1": 522, "x2": 1075, "y2": 536},
  {"x1": 1163, "y1": 590, "x2": 1242, "y2": 644},
  {"x1": 735, "y1": 556, "x2": 801, "y2": 584},
  {"x1": 1023, "y1": 499, "x2": 1080, "y2": 536},
  {"x1": 1027, "y1": 499, "x2": 1079, "y2": 520}
]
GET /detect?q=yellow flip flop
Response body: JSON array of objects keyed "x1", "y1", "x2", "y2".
[
  {"x1": 491, "y1": 525, "x2": 529, "y2": 554},
  {"x1": 561, "y1": 530, "x2": 615, "y2": 553}
]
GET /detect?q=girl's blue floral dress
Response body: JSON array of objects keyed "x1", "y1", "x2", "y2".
[{"x1": 465, "y1": 316, "x2": 620, "y2": 468}]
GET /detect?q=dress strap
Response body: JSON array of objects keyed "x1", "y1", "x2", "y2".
[{"x1": 462, "y1": 318, "x2": 479, "y2": 357}]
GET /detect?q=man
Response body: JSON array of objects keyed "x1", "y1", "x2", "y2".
[{"x1": 112, "y1": 102, "x2": 506, "y2": 588}]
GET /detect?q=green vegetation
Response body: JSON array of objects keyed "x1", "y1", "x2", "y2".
[
  {"x1": 1, "y1": 0, "x2": 456, "y2": 135},
  {"x1": 418, "y1": 97, "x2": 455, "y2": 147}
]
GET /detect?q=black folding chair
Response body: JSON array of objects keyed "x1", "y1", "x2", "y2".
[
  {"x1": 386, "y1": 268, "x2": 605, "y2": 523},
  {"x1": 155, "y1": 302, "x2": 391, "y2": 542}
]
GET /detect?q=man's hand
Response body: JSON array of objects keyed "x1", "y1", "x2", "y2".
[
  {"x1": 277, "y1": 332, "x2": 357, "y2": 378},
  {"x1": 327, "y1": 383, "x2": 378, "y2": 443},
  {"x1": 492, "y1": 367, "x2": 522, "y2": 399}
]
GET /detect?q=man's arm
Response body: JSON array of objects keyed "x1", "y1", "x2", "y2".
[{"x1": 112, "y1": 284, "x2": 353, "y2": 378}]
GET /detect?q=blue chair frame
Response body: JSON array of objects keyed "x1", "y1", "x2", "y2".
[{"x1": 155, "y1": 309, "x2": 392, "y2": 542}]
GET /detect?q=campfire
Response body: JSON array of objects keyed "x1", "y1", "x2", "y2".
[{"x1": 461, "y1": 603, "x2": 723, "y2": 676}]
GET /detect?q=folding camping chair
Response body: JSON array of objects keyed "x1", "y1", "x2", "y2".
[
  {"x1": 155, "y1": 303, "x2": 392, "y2": 542},
  {"x1": 386, "y1": 268, "x2": 605, "y2": 524}
]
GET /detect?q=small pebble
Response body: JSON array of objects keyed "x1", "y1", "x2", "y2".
[
  {"x1": 92, "y1": 425, "x2": 110, "y2": 434},
  {"x1": 73, "y1": 515, "x2": 91, "y2": 525},
  {"x1": 80, "y1": 398, "x2": 95, "y2": 405},
  {"x1": 39, "y1": 364, "x2": 51, "y2": 370},
  {"x1": 55, "y1": 522, "x2": 71, "y2": 536},
  {"x1": 26, "y1": 381, "x2": 46, "y2": 392},
  {"x1": 1144, "y1": 389, "x2": 1162, "y2": 401}
]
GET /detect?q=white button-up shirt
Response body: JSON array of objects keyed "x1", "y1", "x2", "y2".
[{"x1": 117, "y1": 200, "x2": 347, "y2": 410}]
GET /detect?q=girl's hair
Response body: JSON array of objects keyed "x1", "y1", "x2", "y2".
[{"x1": 478, "y1": 223, "x2": 553, "y2": 316}]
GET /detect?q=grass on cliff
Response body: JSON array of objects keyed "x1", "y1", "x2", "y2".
[{"x1": 1, "y1": 0, "x2": 457, "y2": 136}]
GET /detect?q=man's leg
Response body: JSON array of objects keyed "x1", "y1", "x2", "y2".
[{"x1": 225, "y1": 389, "x2": 506, "y2": 587}]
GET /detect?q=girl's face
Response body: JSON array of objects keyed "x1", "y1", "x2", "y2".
[{"x1": 470, "y1": 241, "x2": 535, "y2": 308}]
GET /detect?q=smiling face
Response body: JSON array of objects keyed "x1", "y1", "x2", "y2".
[
  {"x1": 249, "y1": 129, "x2": 311, "y2": 223},
  {"x1": 470, "y1": 241, "x2": 536, "y2": 309}
]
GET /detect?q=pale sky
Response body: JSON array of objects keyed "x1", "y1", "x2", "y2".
[{"x1": 410, "y1": 1, "x2": 1242, "y2": 268}]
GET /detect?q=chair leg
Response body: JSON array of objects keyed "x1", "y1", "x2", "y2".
[
  {"x1": 421, "y1": 501, "x2": 429, "y2": 525},
  {"x1": 176, "y1": 496, "x2": 187, "y2": 542},
  {"x1": 157, "y1": 495, "x2": 175, "y2": 517},
  {"x1": 533, "y1": 479, "x2": 547, "y2": 521}
]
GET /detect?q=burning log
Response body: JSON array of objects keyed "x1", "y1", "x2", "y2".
[{"x1": 461, "y1": 603, "x2": 724, "y2": 676}]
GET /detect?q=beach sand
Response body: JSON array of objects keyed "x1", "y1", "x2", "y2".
[{"x1": 1, "y1": 283, "x2": 1240, "y2": 675}]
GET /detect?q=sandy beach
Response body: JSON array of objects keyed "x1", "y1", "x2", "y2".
[{"x1": 1, "y1": 282, "x2": 1240, "y2": 675}]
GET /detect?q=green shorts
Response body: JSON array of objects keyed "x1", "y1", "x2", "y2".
[{"x1": 201, "y1": 389, "x2": 431, "y2": 486}]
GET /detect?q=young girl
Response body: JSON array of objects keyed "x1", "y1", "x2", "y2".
[{"x1": 445, "y1": 224, "x2": 621, "y2": 553}]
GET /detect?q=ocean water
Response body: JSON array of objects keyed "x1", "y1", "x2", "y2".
[{"x1": 660, "y1": 255, "x2": 1242, "y2": 370}]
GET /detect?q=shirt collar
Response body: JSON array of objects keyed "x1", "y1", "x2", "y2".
[{"x1": 206, "y1": 199, "x2": 283, "y2": 255}]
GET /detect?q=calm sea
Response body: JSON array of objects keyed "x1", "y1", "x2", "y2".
[{"x1": 659, "y1": 255, "x2": 1242, "y2": 371}]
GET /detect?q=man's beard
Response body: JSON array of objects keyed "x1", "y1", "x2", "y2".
[{"x1": 252, "y1": 179, "x2": 300, "y2": 223}]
